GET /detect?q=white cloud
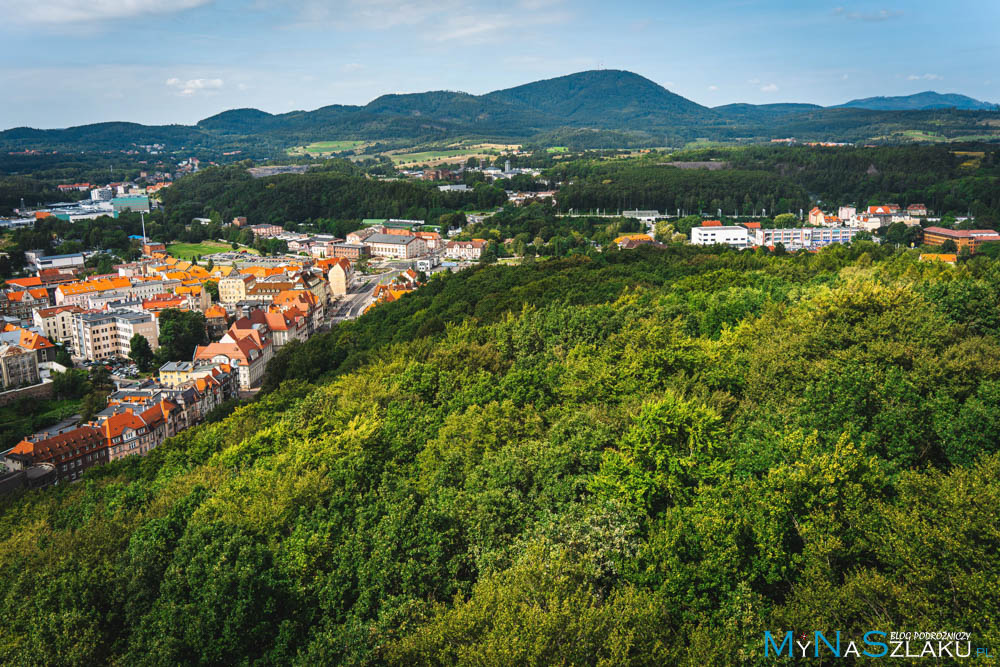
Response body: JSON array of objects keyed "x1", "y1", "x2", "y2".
[
  {"x1": 341, "y1": 63, "x2": 365, "y2": 73},
  {"x1": 833, "y1": 6, "x2": 904, "y2": 22},
  {"x1": 760, "y1": 83, "x2": 779, "y2": 92},
  {"x1": 166, "y1": 77, "x2": 224, "y2": 96},
  {"x1": 907, "y1": 73, "x2": 942, "y2": 81},
  {"x1": 842, "y1": 73, "x2": 850, "y2": 80},
  {"x1": 1, "y1": 0, "x2": 213, "y2": 24},
  {"x1": 707, "y1": 85, "x2": 719, "y2": 91},
  {"x1": 748, "y1": 78, "x2": 761, "y2": 85}
]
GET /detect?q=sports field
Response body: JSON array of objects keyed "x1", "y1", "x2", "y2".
[{"x1": 167, "y1": 241, "x2": 252, "y2": 259}]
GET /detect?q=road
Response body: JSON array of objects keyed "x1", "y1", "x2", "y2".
[{"x1": 329, "y1": 270, "x2": 398, "y2": 322}]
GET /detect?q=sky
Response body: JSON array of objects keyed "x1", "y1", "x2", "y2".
[{"x1": 1, "y1": 0, "x2": 998, "y2": 129}]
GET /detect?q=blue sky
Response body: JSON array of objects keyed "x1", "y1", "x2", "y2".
[{"x1": 1, "y1": 0, "x2": 997, "y2": 129}]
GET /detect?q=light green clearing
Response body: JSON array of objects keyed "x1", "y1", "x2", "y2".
[{"x1": 167, "y1": 241, "x2": 243, "y2": 259}]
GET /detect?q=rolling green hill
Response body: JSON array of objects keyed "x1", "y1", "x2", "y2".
[
  {"x1": 1, "y1": 71, "x2": 998, "y2": 152},
  {"x1": 2, "y1": 246, "x2": 1000, "y2": 663},
  {"x1": 835, "y1": 90, "x2": 998, "y2": 111}
]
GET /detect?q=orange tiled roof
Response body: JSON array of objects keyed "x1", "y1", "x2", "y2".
[
  {"x1": 204, "y1": 304, "x2": 227, "y2": 319},
  {"x1": 5, "y1": 277, "x2": 43, "y2": 289}
]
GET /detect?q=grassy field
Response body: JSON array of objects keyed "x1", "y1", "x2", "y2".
[
  {"x1": 546, "y1": 146, "x2": 569, "y2": 153},
  {"x1": 167, "y1": 241, "x2": 243, "y2": 259},
  {"x1": 390, "y1": 149, "x2": 486, "y2": 166},
  {"x1": 288, "y1": 140, "x2": 369, "y2": 156},
  {"x1": 388, "y1": 142, "x2": 522, "y2": 167}
]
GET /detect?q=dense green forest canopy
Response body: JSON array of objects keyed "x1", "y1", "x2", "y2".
[
  {"x1": 550, "y1": 144, "x2": 1000, "y2": 223},
  {"x1": 158, "y1": 164, "x2": 508, "y2": 228},
  {"x1": 2, "y1": 244, "x2": 1000, "y2": 664}
]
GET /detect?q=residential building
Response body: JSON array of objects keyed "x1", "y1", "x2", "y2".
[
  {"x1": 690, "y1": 226, "x2": 750, "y2": 249},
  {"x1": 73, "y1": 309, "x2": 159, "y2": 361},
  {"x1": 142, "y1": 241, "x2": 166, "y2": 256},
  {"x1": 249, "y1": 223, "x2": 282, "y2": 238},
  {"x1": 1, "y1": 287, "x2": 50, "y2": 320},
  {"x1": 346, "y1": 227, "x2": 379, "y2": 245},
  {"x1": 838, "y1": 206, "x2": 857, "y2": 221},
  {"x1": 444, "y1": 239, "x2": 488, "y2": 260},
  {"x1": 25, "y1": 251, "x2": 86, "y2": 274},
  {"x1": 273, "y1": 289, "x2": 322, "y2": 331},
  {"x1": 0, "y1": 344, "x2": 40, "y2": 389},
  {"x1": 55, "y1": 277, "x2": 132, "y2": 307},
  {"x1": 330, "y1": 243, "x2": 369, "y2": 259},
  {"x1": 194, "y1": 333, "x2": 270, "y2": 390},
  {"x1": 922, "y1": 227, "x2": 1000, "y2": 253},
  {"x1": 6, "y1": 426, "x2": 107, "y2": 484},
  {"x1": 246, "y1": 281, "x2": 298, "y2": 303},
  {"x1": 907, "y1": 203, "x2": 929, "y2": 217},
  {"x1": 0, "y1": 324, "x2": 56, "y2": 363},
  {"x1": 326, "y1": 258, "x2": 353, "y2": 296},
  {"x1": 754, "y1": 226, "x2": 861, "y2": 249},
  {"x1": 33, "y1": 305, "x2": 84, "y2": 346},
  {"x1": 219, "y1": 274, "x2": 256, "y2": 305},
  {"x1": 204, "y1": 304, "x2": 229, "y2": 339},
  {"x1": 414, "y1": 231, "x2": 443, "y2": 250},
  {"x1": 808, "y1": 207, "x2": 826, "y2": 226}
]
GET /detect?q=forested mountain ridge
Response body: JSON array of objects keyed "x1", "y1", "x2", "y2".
[
  {"x1": 2, "y1": 70, "x2": 998, "y2": 151},
  {"x1": 836, "y1": 90, "x2": 998, "y2": 111},
  {"x1": 1, "y1": 245, "x2": 999, "y2": 664}
]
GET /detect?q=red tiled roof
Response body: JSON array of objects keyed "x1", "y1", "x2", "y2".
[{"x1": 10, "y1": 425, "x2": 104, "y2": 460}]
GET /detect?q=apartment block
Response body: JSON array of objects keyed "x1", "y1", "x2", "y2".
[{"x1": 73, "y1": 309, "x2": 159, "y2": 361}]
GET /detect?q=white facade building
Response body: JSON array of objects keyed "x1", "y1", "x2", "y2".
[{"x1": 690, "y1": 226, "x2": 750, "y2": 249}]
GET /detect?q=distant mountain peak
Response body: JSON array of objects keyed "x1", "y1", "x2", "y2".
[{"x1": 835, "y1": 91, "x2": 997, "y2": 111}]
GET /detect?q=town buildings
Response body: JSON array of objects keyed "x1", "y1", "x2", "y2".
[
  {"x1": 324, "y1": 258, "x2": 353, "y2": 296},
  {"x1": 366, "y1": 234, "x2": 427, "y2": 259},
  {"x1": 690, "y1": 226, "x2": 750, "y2": 249},
  {"x1": 219, "y1": 274, "x2": 256, "y2": 304},
  {"x1": 754, "y1": 226, "x2": 861, "y2": 249},
  {"x1": 249, "y1": 223, "x2": 283, "y2": 238},
  {"x1": 444, "y1": 239, "x2": 487, "y2": 260},
  {"x1": 194, "y1": 333, "x2": 270, "y2": 390},
  {"x1": 0, "y1": 344, "x2": 40, "y2": 389},
  {"x1": 33, "y1": 305, "x2": 84, "y2": 346},
  {"x1": 72, "y1": 309, "x2": 159, "y2": 361},
  {"x1": 6, "y1": 425, "x2": 107, "y2": 484},
  {"x1": 922, "y1": 227, "x2": 1000, "y2": 253},
  {"x1": 2, "y1": 287, "x2": 50, "y2": 320}
]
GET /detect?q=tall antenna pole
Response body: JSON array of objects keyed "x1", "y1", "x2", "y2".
[{"x1": 140, "y1": 211, "x2": 147, "y2": 245}]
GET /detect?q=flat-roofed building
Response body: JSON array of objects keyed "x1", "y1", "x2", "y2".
[
  {"x1": 691, "y1": 226, "x2": 750, "y2": 249},
  {"x1": 753, "y1": 226, "x2": 861, "y2": 249},
  {"x1": 72, "y1": 309, "x2": 159, "y2": 361},
  {"x1": 365, "y1": 234, "x2": 427, "y2": 259},
  {"x1": 922, "y1": 226, "x2": 1000, "y2": 253}
]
